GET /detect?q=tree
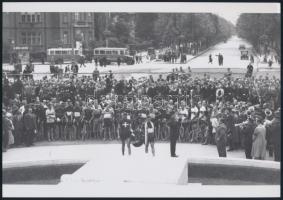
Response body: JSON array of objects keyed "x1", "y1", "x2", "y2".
[
  {"x1": 236, "y1": 13, "x2": 280, "y2": 55},
  {"x1": 135, "y1": 13, "x2": 158, "y2": 42}
]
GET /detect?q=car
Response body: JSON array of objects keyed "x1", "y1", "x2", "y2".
[
  {"x1": 240, "y1": 50, "x2": 249, "y2": 60},
  {"x1": 239, "y1": 44, "x2": 246, "y2": 50},
  {"x1": 93, "y1": 47, "x2": 135, "y2": 65}
]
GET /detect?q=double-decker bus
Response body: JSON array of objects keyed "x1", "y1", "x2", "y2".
[
  {"x1": 93, "y1": 47, "x2": 134, "y2": 65},
  {"x1": 47, "y1": 48, "x2": 82, "y2": 64}
]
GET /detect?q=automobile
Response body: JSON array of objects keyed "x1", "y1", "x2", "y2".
[
  {"x1": 240, "y1": 50, "x2": 249, "y2": 60},
  {"x1": 239, "y1": 44, "x2": 246, "y2": 50},
  {"x1": 93, "y1": 47, "x2": 135, "y2": 65},
  {"x1": 47, "y1": 48, "x2": 82, "y2": 64}
]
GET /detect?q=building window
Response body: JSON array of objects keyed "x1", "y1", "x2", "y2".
[
  {"x1": 21, "y1": 13, "x2": 41, "y2": 23},
  {"x1": 37, "y1": 33, "x2": 41, "y2": 44},
  {"x1": 36, "y1": 14, "x2": 41, "y2": 22},
  {"x1": 21, "y1": 32, "x2": 41, "y2": 45},
  {"x1": 87, "y1": 13, "x2": 92, "y2": 22},
  {"x1": 27, "y1": 33, "x2": 31, "y2": 44},
  {"x1": 31, "y1": 14, "x2": 36, "y2": 23},
  {"x1": 21, "y1": 14, "x2": 26, "y2": 23},
  {"x1": 79, "y1": 13, "x2": 84, "y2": 21},
  {"x1": 63, "y1": 13, "x2": 68, "y2": 23},
  {"x1": 27, "y1": 15, "x2": 31, "y2": 23},
  {"x1": 31, "y1": 32, "x2": 36, "y2": 44},
  {"x1": 75, "y1": 13, "x2": 79, "y2": 21},
  {"x1": 21, "y1": 32, "x2": 27, "y2": 44},
  {"x1": 63, "y1": 31, "x2": 68, "y2": 44}
]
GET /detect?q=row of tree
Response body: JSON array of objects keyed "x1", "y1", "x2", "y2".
[
  {"x1": 236, "y1": 13, "x2": 280, "y2": 56},
  {"x1": 92, "y1": 13, "x2": 235, "y2": 52}
]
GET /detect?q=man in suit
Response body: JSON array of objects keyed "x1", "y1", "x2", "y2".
[
  {"x1": 23, "y1": 107, "x2": 37, "y2": 146},
  {"x1": 215, "y1": 115, "x2": 227, "y2": 157},
  {"x1": 270, "y1": 110, "x2": 281, "y2": 161},
  {"x1": 168, "y1": 112, "x2": 181, "y2": 157},
  {"x1": 242, "y1": 116, "x2": 256, "y2": 159}
]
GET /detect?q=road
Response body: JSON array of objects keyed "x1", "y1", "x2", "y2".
[{"x1": 3, "y1": 35, "x2": 280, "y2": 80}]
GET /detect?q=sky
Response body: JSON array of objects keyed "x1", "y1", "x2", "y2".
[
  {"x1": 214, "y1": 12, "x2": 241, "y2": 25},
  {"x1": 3, "y1": 2, "x2": 280, "y2": 27}
]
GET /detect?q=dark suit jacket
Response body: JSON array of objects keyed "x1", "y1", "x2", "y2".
[
  {"x1": 23, "y1": 113, "x2": 37, "y2": 131},
  {"x1": 168, "y1": 118, "x2": 181, "y2": 140},
  {"x1": 215, "y1": 123, "x2": 227, "y2": 143}
]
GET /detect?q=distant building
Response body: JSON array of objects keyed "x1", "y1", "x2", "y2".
[{"x1": 3, "y1": 12, "x2": 107, "y2": 61}]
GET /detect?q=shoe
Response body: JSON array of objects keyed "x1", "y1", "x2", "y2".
[
  {"x1": 227, "y1": 148, "x2": 234, "y2": 151},
  {"x1": 171, "y1": 155, "x2": 179, "y2": 158}
]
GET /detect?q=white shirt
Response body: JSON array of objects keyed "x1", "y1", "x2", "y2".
[
  {"x1": 179, "y1": 108, "x2": 188, "y2": 121},
  {"x1": 210, "y1": 118, "x2": 219, "y2": 133},
  {"x1": 191, "y1": 106, "x2": 199, "y2": 120},
  {"x1": 19, "y1": 105, "x2": 25, "y2": 115},
  {"x1": 46, "y1": 108, "x2": 55, "y2": 123},
  {"x1": 145, "y1": 121, "x2": 154, "y2": 144}
]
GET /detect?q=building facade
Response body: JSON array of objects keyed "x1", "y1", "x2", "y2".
[{"x1": 3, "y1": 12, "x2": 104, "y2": 61}]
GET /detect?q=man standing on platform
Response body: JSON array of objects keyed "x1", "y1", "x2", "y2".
[
  {"x1": 168, "y1": 112, "x2": 181, "y2": 157},
  {"x1": 119, "y1": 113, "x2": 133, "y2": 156}
]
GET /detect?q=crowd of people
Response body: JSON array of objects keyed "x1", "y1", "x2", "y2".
[{"x1": 2, "y1": 64, "x2": 281, "y2": 161}]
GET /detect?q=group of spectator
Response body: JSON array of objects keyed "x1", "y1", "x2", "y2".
[{"x1": 2, "y1": 65, "x2": 281, "y2": 161}]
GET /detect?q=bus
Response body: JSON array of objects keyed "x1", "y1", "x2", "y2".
[
  {"x1": 47, "y1": 48, "x2": 82, "y2": 64},
  {"x1": 93, "y1": 47, "x2": 135, "y2": 65}
]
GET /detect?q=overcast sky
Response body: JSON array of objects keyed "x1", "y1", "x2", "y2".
[
  {"x1": 3, "y1": 2, "x2": 280, "y2": 27},
  {"x1": 215, "y1": 12, "x2": 241, "y2": 25}
]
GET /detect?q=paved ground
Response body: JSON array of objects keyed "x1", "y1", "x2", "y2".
[
  {"x1": 3, "y1": 35, "x2": 280, "y2": 80},
  {"x1": 3, "y1": 142, "x2": 275, "y2": 164},
  {"x1": 2, "y1": 142, "x2": 279, "y2": 198}
]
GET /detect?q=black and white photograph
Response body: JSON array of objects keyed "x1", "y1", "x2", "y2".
[{"x1": 2, "y1": 2, "x2": 281, "y2": 197}]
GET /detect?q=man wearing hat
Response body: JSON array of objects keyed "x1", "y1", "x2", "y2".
[{"x1": 269, "y1": 110, "x2": 280, "y2": 161}]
